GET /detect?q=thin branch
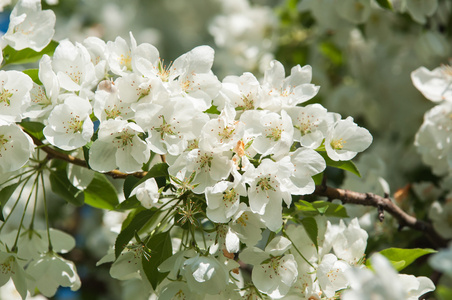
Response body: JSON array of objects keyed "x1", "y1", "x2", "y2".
[{"x1": 313, "y1": 185, "x2": 448, "y2": 248}]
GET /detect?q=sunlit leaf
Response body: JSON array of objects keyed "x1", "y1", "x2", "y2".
[{"x1": 2, "y1": 40, "x2": 59, "y2": 66}]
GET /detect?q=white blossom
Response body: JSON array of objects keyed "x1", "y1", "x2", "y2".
[
  {"x1": 43, "y1": 96, "x2": 93, "y2": 151},
  {"x1": 325, "y1": 116, "x2": 373, "y2": 161},
  {"x1": 130, "y1": 178, "x2": 160, "y2": 209},
  {"x1": 89, "y1": 119, "x2": 150, "y2": 173},
  {"x1": 0, "y1": 70, "x2": 33, "y2": 123},
  {"x1": 0, "y1": 121, "x2": 34, "y2": 173},
  {"x1": 26, "y1": 252, "x2": 81, "y2": 297},
  {"x1": 3, "y1": 0, "x2": 56, "y2": 51}
]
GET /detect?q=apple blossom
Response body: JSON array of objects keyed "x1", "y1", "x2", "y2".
[
  {"x1": 342, "y1": 253, "x2": 435, "y2": 300},
  {"x1": 89, "y1": 119, "x2": 150, "y2": 173},
  {"x1": 0, "y1": 70, "x2": 33, "y2": 123},
  {"x1": 261, "y1": 60, "x2": 320, "y2": 112},
  {"x1": 130, "y1": 178, "x2": 160, "y2": 209},
  {"x1": 0, "y1": 252, "x2": 28, "y2": 300},
  {"x1": 411, "y1": 65, "x2": 452, "y2": 102},
  {"x1": 26, "y1": 251, "x2": 81, "y2": 297},
  {"x1": 182, "y1": 254, "x2": 229, "y2": 295},
  {"x1": 3, "y1": 0, "x2": 56, "y2": 52},
  {"x1": 0, "y1": 121, "x2": 34, "y2": 174},
  {"x1": 325, "y1": 116, "x2": 373, "y2": 161},
  {"x1": 240, "y1": 236, "x2": 298, "y2": 299},
  {"x1": 43, "y1": 95, "x2": 94, "y2": 151}
]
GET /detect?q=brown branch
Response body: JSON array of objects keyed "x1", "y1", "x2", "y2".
[
  {"x1": 27, "y1": 132, "x2": 448, "y2": 247},
  {"x1": 313, "y1": 185, "x2": 448, "y2": 248}
]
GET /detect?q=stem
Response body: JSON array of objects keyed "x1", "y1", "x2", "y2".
[
  {"x1": 40, "y1": 171, "x2": 52, "y2": 251},
  {"x1": 12, "y1": 173, "x2": 39, "y2": 252},
  {"x1": 282, "y1": 230, "x2": 315, "y2": 269},
  {"x1": 0, "y1": 168, "x2": 35, "y2": 187},
  {"x1": 0, "y1": 175, "x2": 33, "y2": 233}
]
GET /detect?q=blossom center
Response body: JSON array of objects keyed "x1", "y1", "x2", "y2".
[
  {"x1": 104, "y1": 106, "x2": 122, "y2": 120},
  {"x1": 239, "y1": 94, "x2": 255, "y2": 110},
  {"x1": 157, "y1": 59, "x2": 173, "y2": 82},
  {"x1": 197, "y1": 152, "x2": 213, "y2": 170},
  {"x1": 266, "y1": 126, "x2": 282, "y2": 141},
  {"x1": 66, "y1": 66, "x2": 82, "y2": 84},
  {"x1": 236, "y1": 212, "x2": 249, "y2": 227},
  {"x1": 223, "y1": 188, "x2": 237, "y2": 207},
  {"x1": 114, "y1": 130, "x2": 135, "y2": 147},
  {"x1": 0, "y1": 89, "x2": 13, "y2": 106},
  {"x1": 331, "y1": 138, "x2": 346, "y2": 150},
  {"x1": 0, "y1": 256, "x2": 14, "y2": 275},
  {"x1": 155, "y1": 115, "x2": 177, "y2": 139},
  {"x1": 63, "y1": 114, "x2": 84, "y2": 133},
  {"x1": 119, "y1": 52, "x2": 132, "y2": 71},
  {"x1": 257, "y1": 176, "x2": 276, "y2": 192}
]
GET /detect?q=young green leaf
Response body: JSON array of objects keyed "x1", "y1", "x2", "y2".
[
  {"x1": 312, "y1": 201, "x2": 349, "y2": 218},
  {"x1": 375, "y1": 0, "x2": 392, "y2": 9},
  {"x1": 374, "y1": 247, "x2": 437, "y2": 271}
]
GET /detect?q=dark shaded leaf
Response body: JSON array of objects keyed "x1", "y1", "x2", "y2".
[
  {"x1": 301, "y1": 217, "x2": 318, "y2": 250},
  {"x1": 84, "y1": 173, "x2": 119, "y2": 210},
  {"x1": 49, "y1": 169, "x2": 84, "y2": 206},
  {"x1": 19, "y1": 121, "x2": 45, "y2": 141},
  {"x1": 114, "y1": 209, "x2": 156, "y2": 258},
  {"x1": 318, "y1": 151, "x2": 361, "y2": 177},
  {"x1": 142, "y1": 232, "x2": 172, "y2": 290}
]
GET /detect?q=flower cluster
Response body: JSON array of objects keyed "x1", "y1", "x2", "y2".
[
  {"x1": 411, "y1": 64, "x2": 452, "y2": 177},
  {"x1": 0, "y1": 0, "x2": 384, "y2": 299}
]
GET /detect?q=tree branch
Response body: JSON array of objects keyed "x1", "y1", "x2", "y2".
[
  {"x1": 313, "y1": 185, "x2": 448, "y2": 248},
  {"x1": 30, "y1": 135, "x2": 448, "y2": 247}
]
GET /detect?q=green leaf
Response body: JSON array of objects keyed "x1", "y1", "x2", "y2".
[
  {"x1": 82, "y1": 143, "x2": 93, "y2": 168},
  {"x1": 437, "y1": 285, "x2": 452, "y2": 300},
  {"x1": 375, "y1": 0, "x2": 392, "y2": 9},
  {"x1": 115, "y1": 196, "x2": 142, "y2": 211},
  {"x1": 318, "y1": 151, "x2": 361, "y2": 177},
  {"x1": 0, "y1": 182, "x2": 21, "y2": 208},
  {"x1": 49, "y1": 169, "x2": 84, "y2": 206},
  {"x1": 142, "y1": 232, "x2": 172, "y2": 290},
  {"x1": 319, "y1": 41, "x2": 343, "y2": 66},
  {"x1": 84, "y1": 173, "x2": 119, "y2": 210},
  {"x1": 123, "y1": 176, "x2": 141, "y2": 199},
  {"x1": 377, "y1": 248, "x2": 437, "y2": 271},
  {"x1": 295, "y1": 200, "x2": 319, "y2": 217},
  {"x1": 2, "y1": 41, "x2": 59, "y2": 66},
  {"x1": 114, "y1": 209, "x2": 156, "y2": 258},
  {"x1": 22, "y1": 69, "x2": 42, "y2": 85},
  {"x1": 204, "y1": 105, "x2": 221, "y2": 115},
  {"x1": 300, "y1": 217, "x2": 318, "y2": 250},
  {"x1": 311, "y1": 201, "x2": 349, "y2": 218},
  {"x1": 312, "y1": 173, "x2": 323, "y2": 185},
  {"x1": 141, "y1": 163, "x2": 169, "y2": 187},
  {"x1": 19, "y1": 121, "x2": 45, "y2": 141}
]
